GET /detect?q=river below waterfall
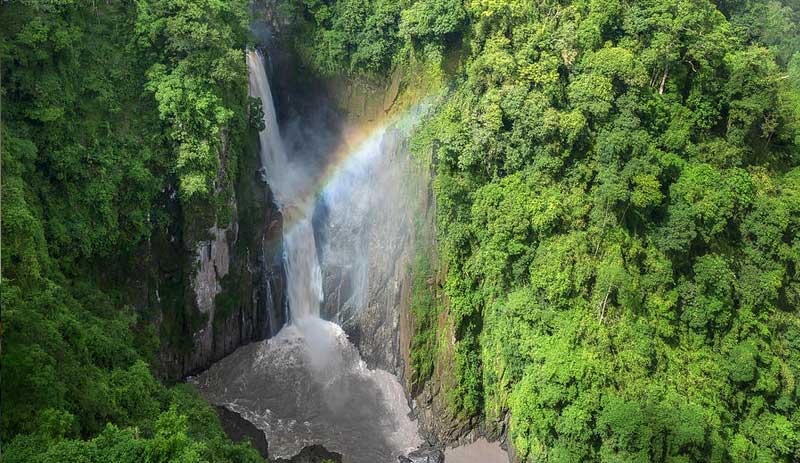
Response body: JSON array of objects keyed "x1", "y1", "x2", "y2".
[
  {"x1": 193, "y1": 320, "x2": 421, "y2": 461},
  {"x1": 192, "y1": 49, "x2": 424, "y2": 462}
]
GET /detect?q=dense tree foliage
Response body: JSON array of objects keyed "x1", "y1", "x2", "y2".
[
  {"x1": 288, "y1": 0, "x2": 800, "y2": 460},
  {"x1": 1, "y1": 1, "x2": 261, "y2": 460},
  {"x1": 5, "y1": 0, "x2": 800, "y2": 460},
  {"x1": 282, "y1": 0, "x2": 467, "y2": 75},
  {"x1": 418, "y1": 1, "x2": 800, "y2": 461},
  {"x1": 136, "y1": 0, "x2": 250, "y2": 202},
  {"x1": 3, "y1": 385, "x2": 262, "y2": 463},
  {"x1": 418, "y1": 0, "x2": 800, "y2": 460}
]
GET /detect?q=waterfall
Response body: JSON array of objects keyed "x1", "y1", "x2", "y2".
[
  {"x1": 247, "y1": 50, "x2": 323, "y2": 322},
  {"x1": 192, "y1": 49, "x2": 422, "y2": 463}
]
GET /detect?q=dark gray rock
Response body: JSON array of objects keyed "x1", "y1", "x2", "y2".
[
  {"x1": 317, "y1": 126, "x2": 426, "y2": 376},
  {"x1": 398, "y1": 447, "x2": 444, "y2": 463},
  {"x1": 275, "y1": 445, "x2": 343, "y2": 463},
  {"x1": 150, "y1": 136, "x2": 287, "y2": 380},
  {"x1": 214, "y1": 406, "x2": 269, "y2": 459}
]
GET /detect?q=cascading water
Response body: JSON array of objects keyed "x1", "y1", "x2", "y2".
[
  {"x1": 248, "y1": 50, "x2": 323, "y2": 322},
  {"x1": 192, "y1": 50, "x2": 422, "y2": 462}
]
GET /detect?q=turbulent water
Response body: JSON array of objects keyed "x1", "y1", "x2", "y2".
[
  {"x1": 192, "y1": 50, "x2": 422, "y2": 462},
  {"x1": 194, "y1": 322, "x2": 421, "y2": 461}
]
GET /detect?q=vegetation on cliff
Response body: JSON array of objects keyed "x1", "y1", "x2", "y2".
[
  {"x1": 1, "y1": 0, "x2": 262, "y2": 460},
  {"x1": 5, "y1": 0, "x2": 800, "y2": 460},
  {"x1": 286, "y1": 0, "x2": 800, "y2": 460}
]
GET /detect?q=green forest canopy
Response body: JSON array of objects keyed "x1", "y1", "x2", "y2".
[
  {"x1": 287, "y1": 0, "x2": 800, "y2": 460},
  {"x1": 1, "y1": 0, "x2": 262, "y2": 461},
  {"x1": 3, "y1": 0, "x2": 800, "y2": 461}
]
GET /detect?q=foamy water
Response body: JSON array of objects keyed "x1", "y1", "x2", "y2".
[{"x1": 192, "y1": 320, "x2": 421, "y2": 462}]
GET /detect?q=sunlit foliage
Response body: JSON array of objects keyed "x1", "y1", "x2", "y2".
[
  {"x1": 1, "y1": 1, "x2": 261, "y2": 460},
  {"x1": 404, "y1": 0, "x2": 800, "y2": 459},
  {"x1": 284, "y1": 0, "x2": 800, "y2": 459}
]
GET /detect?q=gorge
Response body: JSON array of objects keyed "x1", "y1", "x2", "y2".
[{"x1": 3, "y1": 0, "x2": 800, "y2": 462}]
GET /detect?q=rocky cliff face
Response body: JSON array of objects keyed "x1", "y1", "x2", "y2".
[
  {"x1": 304, "y1": 72, "x2": 489, "y2": 453},
  {"x1": 182, "y1": 3, "x2": 494, "y2": 456},
  {"x1": 144, "y1": 133, "x2": 287, "y2": 380},
  {"x1": 177, "y1": 193, "x2": 285, "y2": 378},
  {"x1": 264, "y1": 35, "x2": 474, "y2": 447},
  {"x1": 254, "y1": 12, "x2": 420, "y2": 379},
  {"x1": 316, "y1": 126, "x2": 423, "y2": 377}
]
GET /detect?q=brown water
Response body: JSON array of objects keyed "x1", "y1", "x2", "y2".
[{"x1": 445, "y1": 438, "x2": 509, "y2": 463}]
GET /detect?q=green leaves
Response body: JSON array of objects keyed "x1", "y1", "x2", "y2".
[
  {"x1": 469, "y1": 171, "x2": 563, "y2": 289},
  {"x1": 2, "y1": 1, "x2": 163, "y2": 261},
  {"x1": 724, "y1": 45, "x2": 782, "y2": 146},
  {"x1": 289, "y1": 0, "x2": 406, "y2": 76},
  {"x1": 727, "y1": 341, "x2": 759, "y2": 383},
  {"x1": 658, "y1": 164, "x2": 754, "y2": 253},
  {"x1": 1, "y1": 1, "x2": 262, "y2": 460},
  {"x1": 2, "y1": 391, "x2": 264, "y2": 463},
  {"x1": 402, "y1": 0, "x2": 800, "y2": 459},
  {"x1": 400, "y1": 0, "x2": 467, "y2": 40},
  {"x1": 137, "y1": 0, "x2": 248, "y2": 202}
]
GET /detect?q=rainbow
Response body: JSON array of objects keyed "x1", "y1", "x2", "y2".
[{"x1": 278, "y1": 97, "x2": 434, "y2": 233}]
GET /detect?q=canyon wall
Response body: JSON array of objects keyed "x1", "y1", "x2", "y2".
[
  {"x1": 171, "y1": 143, "x2": 287, "y2": 378},
  {"x1": 128, "y1": 129, "x2": 287, "y2": 380}
]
